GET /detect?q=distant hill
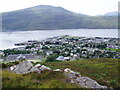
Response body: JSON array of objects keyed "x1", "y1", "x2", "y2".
[
  {"x1": 2, "y1": 5, "x2": 118, "y2": 31},
  {"x1": 104, "y1": 11, "x2": 119, "y2": 16}
]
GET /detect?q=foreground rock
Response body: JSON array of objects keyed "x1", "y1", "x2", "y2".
[
  {"x1": 10, "y1": 61, "x2": 51, "y2": 74},
  {"x1": 39, "y1": 65, "x2": 51, "y2": 71},
  {"x1": 64, "y1": 68, "x2": 109, "y2": 89}
]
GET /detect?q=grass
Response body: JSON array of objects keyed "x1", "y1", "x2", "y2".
[
  {"x1": 44, "y1": 58, "x2": 120, "y2": 89},
  {"x1": 104, "y1": 48, "x2": 120, "y2": 52},
  {"x1": 1, "y1": 58, "x2": 120, "y2": 89},
  {"x1": 2, "y1": 70, "x2": 81, "y2": 88}
]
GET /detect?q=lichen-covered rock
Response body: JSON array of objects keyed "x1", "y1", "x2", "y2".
[
  {"x1": 30, "y1": 67, "x2": 40, "y2": 73},
  {"x1": 64, "y1": 68, "x2": 108, "y2": 89},
  {"x1": 39, "y1": 65, "x2": 51, "y2": 71},
  {"x1": 10, "y1": 61, "x2": 33, "y2": 74},
  {"x1": 13, "y1": 61, "x2": 33, "y2": 74},
  {"x1": 64, "y1": 68, "x2": 81, "y2": 77},
  {"x1": 10, "y1": 61, "x2": 52, "y2": 74}
]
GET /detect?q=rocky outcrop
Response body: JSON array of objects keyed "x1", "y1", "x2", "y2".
[
  {"x1": 64, "y1": 68, "x2": 108, "y2": 89},
  {"x1": 10, "y1": 61, "x2": 51, "y2": 74},
  {"x1": 10, "y1": 61, "x2": 113, "y2": 89}
]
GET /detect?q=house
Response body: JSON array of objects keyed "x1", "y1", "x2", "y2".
[
  {"x1": 56, "y1": 56, "x2": 65, "y2": 61},
  {"x1": 56, "y1": 56, "x2": 70, "y2": 61},
  {"x1": 16, "y1": 54, "x2": 25, "y2": 60},
  {"x1": 6, "y1": 54, "x2": 40, "y2": 61},
  {"x1": 0, "y1": 50, "x2": 3, "y2": 55}
]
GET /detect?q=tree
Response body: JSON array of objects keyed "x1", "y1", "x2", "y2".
[{"x1": 46, "y1": 54, "x2": 58, "y2": 62}]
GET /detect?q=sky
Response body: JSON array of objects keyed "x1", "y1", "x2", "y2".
[{"x1": 0, "y1": 0, "x2": 119, "y2": 16}]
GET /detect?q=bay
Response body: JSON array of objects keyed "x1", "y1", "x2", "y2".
[{"x1": 0, "y1": 29, "x2": 118, "y2": 50}]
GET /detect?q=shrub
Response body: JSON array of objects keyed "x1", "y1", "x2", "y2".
[
  {"x1": 46, "y1": 54, "x2": 58, "y2": 62},
  {"x1": 110, "y1": 80, "x2": 118, "y2": 86}
]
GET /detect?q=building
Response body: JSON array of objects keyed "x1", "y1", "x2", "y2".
[
  {"x1": 6, "y1": 54, "x2": 40, "y2": 61},
  {"x1": 56, "y1": 56, "x2": 70, "y2": 61}
]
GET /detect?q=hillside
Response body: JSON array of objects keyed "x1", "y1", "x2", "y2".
[
  {"x1": 2, "y1": 5, "x2": 118, "y2": 31},
  {"x1": 1, "y1": 58, "x2": 120, "y2": 89},
  {"x1": 45, "y1": 58, "x2": 120, "y2": 89}
]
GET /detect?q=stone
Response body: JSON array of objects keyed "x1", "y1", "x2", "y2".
[
  {"x1": 10, "y1": 66, "x2": 15, "y2": 71},
  {"x1": 53, "y1": 69, "x2": 62, "y2": 72},
  {"x1": 39, "y1": 65, "x2": 51, "y2": 71},
  {"x1": 30, "y1": 67, "x2": 40, "y2": 73},
  {"x1": 64, "y1": 68, "x2": 74, "y2": 73},
  {"x1": 12, "y1": 61, "x2": 33, "y2": 74},
  {"x1": 35, "y1": 64, "x2": 41, "y2": 68},
  {"x1": 64, "y1": 68, "x2": 108, "y2": 89}
]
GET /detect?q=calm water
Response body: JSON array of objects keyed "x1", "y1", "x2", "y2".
[{"x1": 0, "y1": 29, "x2": 118, "y2": 50}]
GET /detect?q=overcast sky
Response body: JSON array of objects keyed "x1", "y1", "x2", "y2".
[{"x1": 0, "y1": 0, "x2": 119, "y2": 16}]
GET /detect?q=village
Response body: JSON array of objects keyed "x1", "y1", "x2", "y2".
[
  {"x1": 1, "y1": 35, "x2": 119, "y2": 62},
  {"x1": 1, "y1": 35, "x2": 120, "y2": 89}
]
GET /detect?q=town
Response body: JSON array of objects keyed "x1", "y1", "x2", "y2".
[
  {"x1": 1, "y1": 35, "x2": 120, "y2": 62},
  {"x1": 1, "y1": 35, "x2": 120, "y2": 89}
]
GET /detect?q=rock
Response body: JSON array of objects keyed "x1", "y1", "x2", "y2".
[
  {"x1": 64, "y1": 68, "x2": 81, "y2": 78},
  {"x1": 53, "y1": 69, "x2": 62, "y2": 72},
  {"x1": 12, "y1": 61, "x2": 33, "y2": 74},
  {"x1": 10, "y1": 61, "x2": 52, "y2": 74},
  {"x1": 35, "y1": 64, "x2": 41, "y2": 68},
  {"x1": 64, "y1": 68, "x2": 74, "y2": 73},
  {"x1": 71, "y1": 80, "x2": 74, "y2": 83},
  {"x1": 30, "y1": 67, "x2": 40, "y2": 73},
  {"x1": 39, "y1": 65, "x2": 51, "y2": 71},
  {"x1": 10, "y1": 66, "x2": 14, "y2": 71},
  {"x1": 10, "y1": 65, "x2": 16, "y2": 70},
  {"x1": 64, "y1": 68, "x2": 108, "y2": 89}
]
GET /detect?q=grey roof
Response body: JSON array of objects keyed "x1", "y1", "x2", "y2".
[{"x1": 6, "y1": 54, "x2": 40, "y2": 61}]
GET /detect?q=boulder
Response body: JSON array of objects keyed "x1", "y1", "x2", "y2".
[
  {"x1": 64, "y1": 68, "x2": 81, "y2": 77},
  {"x1": 35, "y1": 64, "x2": 41, "y2": 68},
  {"x1": 10, "y1": 66, "x2": 15, "y2": 71},
  {"x1": 64, "y1": 68, "x2": 108, "y2": 89},
  {"x1": 11, "y1": 61, "x2": 33, "y2": 74},
  {"x1": 39, "y1": 65, "x2": 51, "y2": 71},
  {"x1": 30, "y1": 67, "x2": 40, "y2": 73}
]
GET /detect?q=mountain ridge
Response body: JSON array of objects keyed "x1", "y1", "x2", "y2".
[{"x1": 2, "y1": 5, "x2": 118, "y2": 31}]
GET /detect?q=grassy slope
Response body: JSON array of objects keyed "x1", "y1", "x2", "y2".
[
  {"x1": 44, "y1": 58, "x2": 120, "y2": 89},
  {"x1": 2, "y1": 70, "x2": 80, "y2": 88},
  {"x1": 2, "y1": 58, "x2": 120, "y2": 89}
]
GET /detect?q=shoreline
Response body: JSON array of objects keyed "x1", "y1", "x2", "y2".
[
  {"x1": 0, "y1": 28, "x2": 118, "y2": 32},
  {"x1": 1, "y1": 35, "x2": 119, "y2": 50}
]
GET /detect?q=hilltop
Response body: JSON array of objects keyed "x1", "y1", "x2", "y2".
[{"x1": 2, "y1": 5, "x2": 118, "y2": 31}]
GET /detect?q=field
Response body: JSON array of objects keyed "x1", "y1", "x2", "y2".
[{"x1": 1, "y1": 58, "x2": 120, "y2": 89}]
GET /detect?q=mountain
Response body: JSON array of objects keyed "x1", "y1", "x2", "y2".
[
  {"x1": 2, "y1": 5, "x2": 118, "y2": 31},
  {"x1": 104, "y1": 11, "x2": 119, "y2": 16}
]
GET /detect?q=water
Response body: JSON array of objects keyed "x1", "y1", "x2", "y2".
[{"x1": 0, "y1": 29, "x2": 118, "y2": 50}]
